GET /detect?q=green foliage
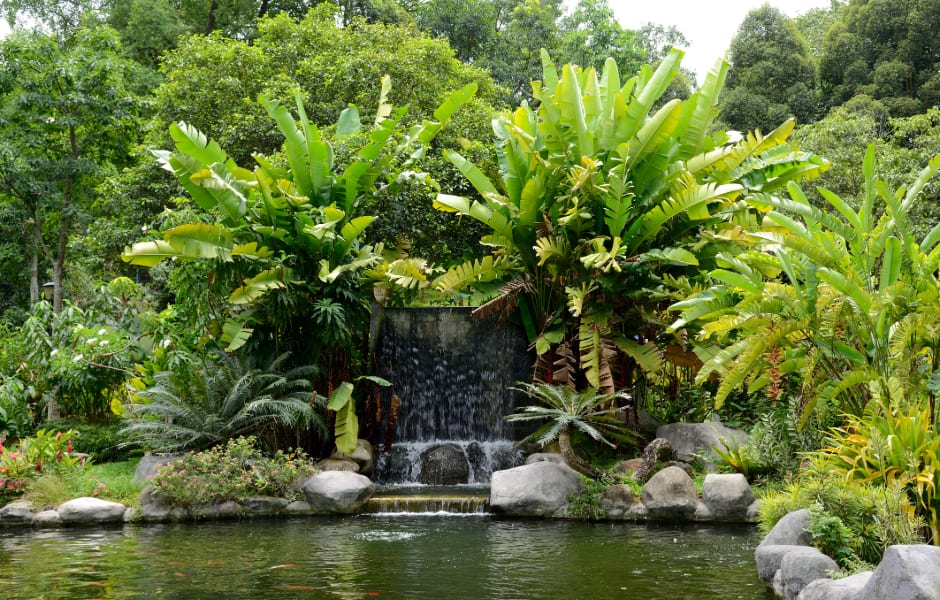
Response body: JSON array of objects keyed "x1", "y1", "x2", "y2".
[
  {"x1": 0, "y1": 376, "x2": 34, "y2": 441},
  {"x1": 807, "y1": 504, "x2": 861, "y2": 569},
  {"x1": 0, "y1": 23, "x2": 139, "y2": 313},
  {"x1": 795, "y1": 106, "x2": 940, "y2": 241},
  {"x1": 438, "y1": 49, "x2": 827, "y2": 394},
  {"x1": 672, "y1": 145, "x2": 940, "y2": 421},
  {"x1": 744, "y1": 398, "x2": 829, "y2": 477},
  {"x1": 566, "y1": 474, "x2": 613, "y2": 520},
  {"x1": 820, "y1": 0, "x2": 940, "y2": 116},
  {"x1": 120, "y1": 353, "x2": 323, "y2": 454},
  {"x1": 8, "y1": 458, "x2": 142, "y2": 511},
  {"x1": 43, "y1": 420, "x2": 139, "y2": 464},
  {"x1": 711, "y1": 435, "x2": 766, "y2": 480},
  {"x1": 0, "y1": 429, "x2": 86, "y2": 503},
  {"x1": 124, "y1": 80, "x2": 475, "y2": 363},
  {"x1": 506, "y1": 382, "x2": 634, "y2": 477},
  {"x1": 758, "y1": 474, "x2": 924, "y2": 564},
  {"x1": 149, "y1": 436, "x2": 316, "y2": 507},
  {"x1": 721, "y1": 5, "x2": 818, "y2": 132},
  {"x1": 812, "y1": 403, "x2": 940, "y2": 543}
]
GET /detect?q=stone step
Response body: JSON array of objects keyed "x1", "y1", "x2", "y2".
[{"x1": 362, "y1": 494, "x2": 489, "y2": 514}]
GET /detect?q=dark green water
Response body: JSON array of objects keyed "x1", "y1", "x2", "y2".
[{"x1": 0, "y1": 517, "x2": 772, "y2": 599}]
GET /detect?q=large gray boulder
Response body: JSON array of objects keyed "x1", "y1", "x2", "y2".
[
  {"x1": 330, "y1": 439, "x2": 375, "y2": 477},
  {"x1": 57, "y1": 497, "x2": 126, "y2": 525},
  {"x1": 759, "y1": 509, "x2": 814, "y2": 547},
  {"x1": 756, "y1": 545, "x2": 807, "y2": 584},
  {"x1": 656, "y1": 421, "x2": 748, "y2": 468},
  {"x1": 418, "y1": 443, "x2": 469, "y2": 485},
  {"x1": 702, "y1": 473, "x2": 754, "y2": 521},
  {"x1": 132, "y1": 454, "x2": 184, "y2": 485},
  {"x1": 640, "y1": 465, "x2": 697, "y2": 521},
  {"x1": 857, "y1": 544, "x2": 940, "y2": 600},
  {"x1": 33, "y1": 509, "x2": 63, "y2": 527},
  {"x1": 302, "y1": 471, "x2": 375, "y2": 514},
  {"x1": 317, "y1": 457, "x2": 360, "y2": 472},
  {"x1": 798, "y1": 572, "x2": 872, "y2": 600},
  {"x1": 0, "y1": 500, "x2": 35, "y2": 525},
  {"x1": 490, "y1": 461, "x2": 582, "y2": 517},
  {"x1": 778, "y1": 547, "x2": 840, "y2": 600},
  {"x1": 600, "y1": 484, "x2": 635, "y2": 519},
  {"x1": 138, "y1": 485, "x2": 186, "y2": 523},
  {"x1": 242, "y1": 496, "x2": 289, "y2": 516},
  {"x1": 525, "y1": 452, "x2": 567, "y2": 465}
]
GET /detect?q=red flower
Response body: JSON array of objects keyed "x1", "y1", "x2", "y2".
[
  {"x1": 67, "y1": 439, "x2": 73, "y2": 453},
  {"x1": 35, "y1": 460, "x2": 42, "y2": 472}
]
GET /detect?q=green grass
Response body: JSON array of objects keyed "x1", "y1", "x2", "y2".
[{"x1": 20, "y1": 459, "x2": 143, "y2": 510}]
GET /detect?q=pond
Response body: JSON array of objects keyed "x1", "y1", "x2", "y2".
[{"x1": 0, "y1": 516, "x2": 771, "y2": 599}]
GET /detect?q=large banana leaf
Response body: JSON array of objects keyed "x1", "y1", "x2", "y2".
[{"x1": 327, "y1": 382, "x2": 358, "y2": 455}]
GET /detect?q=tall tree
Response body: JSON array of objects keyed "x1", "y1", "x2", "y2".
[
  {"x1": 820, "y1": 0, "x2": 940, "y2": 116},
  {"x1": 0, "y1": 25, "x2": 138, "y2": 312},
  {"x1": 482, "y1": 0, "x2": 564, "y2": 103},
  {"x1": 559, "y1": 0, "x2": 642, "y2": 75},
  {"x1": 793, "y1": 0, "x2": 844, "y2": 59},
  {"x1": 417, "y1": 0, "x2": 495, "y2": 62},
  {"x1": 721, "y1": 4, "x2": 818, "y2": 132}
]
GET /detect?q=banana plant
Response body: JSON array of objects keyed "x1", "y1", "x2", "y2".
[
  {"x1": 434, "y1": 49, "x2": 827, "y2": 394},
  {"x1": 123, "y1": 79, "x2": 477, "y2": 450},
  {"x1": 671, "y1": 144, "x2": 940, "y2": 423}
]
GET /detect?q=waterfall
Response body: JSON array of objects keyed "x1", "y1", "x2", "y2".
[{"x1": 370, "y1": 307, "x2": 532, "y2": 485}]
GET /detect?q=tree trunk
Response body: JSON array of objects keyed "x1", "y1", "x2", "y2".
[
  {"x1": 53, "y1": 128, "x2": 78, "y2": 314},
  {"x1": 205, "y1": 0, "x2": 218, "y2": 35},
  {"x1": 29, "y1": 217, "x2": 40, "y2": 304},
  {"x1": 558, "y1": 428, "x2": 603, "y2": 479}
]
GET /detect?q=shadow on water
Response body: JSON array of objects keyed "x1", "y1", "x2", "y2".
[{"x1": 0, "y1": 518, "x2": 772, "y2": 599}]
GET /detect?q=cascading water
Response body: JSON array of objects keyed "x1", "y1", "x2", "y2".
[{"x1": 370, "y1": 307, "x2": 532, "y2": 486}]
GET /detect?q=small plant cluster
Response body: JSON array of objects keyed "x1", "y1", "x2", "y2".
[
  {"x1": 149, "y1": 436, "x2": 316, "y2": 508},
  {"x1": 0, "y1": 429, "x2": 85, "y2": 501},
  {"x1": 758, "y1": 473, "x2": 925, "y2": 566},
  {"x1": 713, "y1": 398, "x2": 830, "y2": 481},
  {"x1": 814, "y1": 405, "x2": 940, "y2": 543},
  {"x1": 567, "y1": 475, "x2": 616, "y2": 520}
]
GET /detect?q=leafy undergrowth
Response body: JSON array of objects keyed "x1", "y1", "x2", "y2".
[{"x1": 20, "y1": 459, "x2": 143, "y2": 511}]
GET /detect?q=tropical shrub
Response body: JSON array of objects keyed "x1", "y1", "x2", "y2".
[
  {"x1": 758, "y1": 474, "x2": 924, "y2": 564},
  {"x1": 712, "y1": 397, "x2": 830, "y2": 479},
  {"x1": 149, "y1": 436, "x2": 316, "y2": 507},
  {"x1": 0, "y1": 377, "x2": 34, "y2": 441},
  {"x1": 44, "y1": 420, "x2": 138, "y2": 463},
  {"x1": 434, "y1": 49, "x2": 827, "y2": 395},
  {"x1": 505, "y1": 382, "x2": 634, "y2": 478},
  {"x1": 122, "y1": 81, "x2": 478, "y2": 453},
  {"x1": 806, "y1": 504, "x2": 861, "y2": 569},
  {"x1": 567, "y1": 474, "x2": 615, "y2": 520},
  {"x1": 120, "y1": 353, "x2": 322, "y2": 454},
  {"x1": 811, "y1": 403, "x2": 940, "y2": 543},
  {"x1": 671, "y1": 145, "x2": 940, "y2": 422},
  {"x1": 0, "y1": 429, "x2": 85, "y2": 502}
]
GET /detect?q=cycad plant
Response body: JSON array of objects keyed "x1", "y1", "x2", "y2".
[
  {"x1": 505, "y1": 382, "x2": 635, "y2": 477},
  {"x1": 433, "y1": 49, "x2": 827, "y2": 394},
  {"x1": 120, "y1": 352, "x2": 323, "y2": 453},
  {"x1": 671, "y1": 145, "x2": 940, "y2": 423}
]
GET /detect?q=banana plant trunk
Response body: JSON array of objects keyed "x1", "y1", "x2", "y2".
[{"x1": 558, "y1": 428, "x2": 604, "y2": 479}]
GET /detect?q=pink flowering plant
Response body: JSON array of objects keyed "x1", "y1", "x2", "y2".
[
  {"x1": 0, "y1": 429, "x2": 85, "y2": 500},
  {"x1": 149, "y1": 436, "x2": 316, "y2": 507}
]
